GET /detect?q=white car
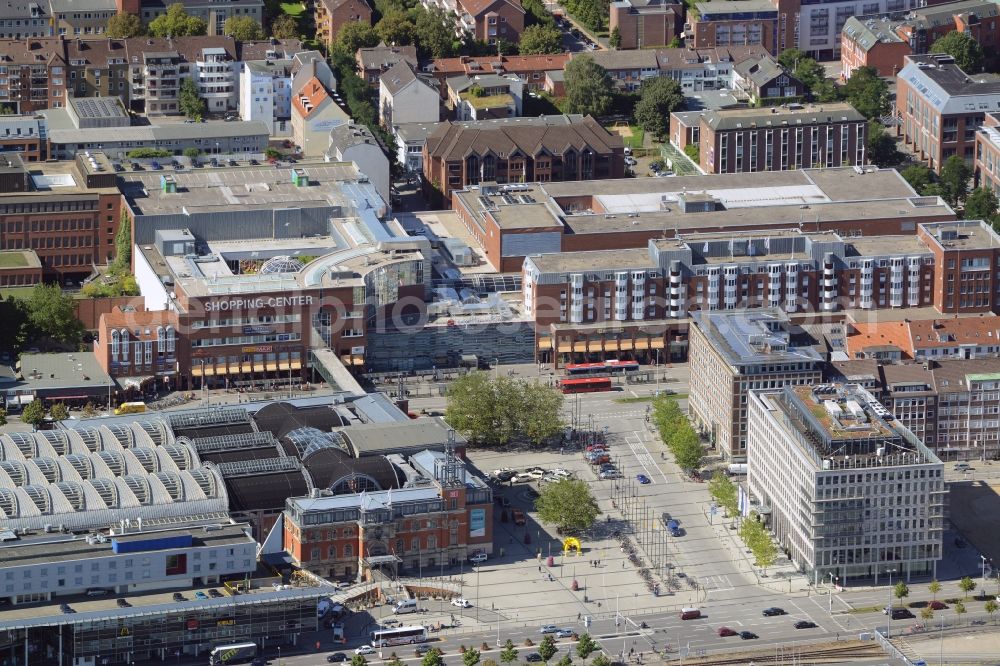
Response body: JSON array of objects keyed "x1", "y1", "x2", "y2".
[
  {"x1": 470, "y1": 552, "x2": 488, "y2": 564},
  {"x1": 512, "y1": 473, "x2": 535, "y2": 483},
  {"x1": 355, "y1": 646, "x2": 375, "y2": 655},
  {"x1": 492, "y1": 467, "x2": 514, "y2": 477},
  {"x1": 527, "y1": 470, "x2": 545, "y2": 480},
  {"x1": 551, "y1": 469, "x2": 572, "y2": 478},
  {"x1": 451, "y1": 598, "x2": 472, "y2": 608}
]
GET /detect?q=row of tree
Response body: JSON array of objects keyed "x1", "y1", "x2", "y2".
[
  {"x1": 901, "y1": 159, "x2": 1000, "y2": 229},
  {"x1": 707, "y1": 473, "x2": 738, "y2": 519},
  {"x1": 561, "y1": 0, "x2": 607, "y2": 32},
  {"x1": 352, "y1": 634, "x2": 603, "y2": 666},
  {"x1": 107, "y1": 3, "x2": 283, "y2": 40},
  {"x1": 444, "y1": 372, "x2": 564, "y2": 448},
  {"x1": 738, "y1": 513, "x2": 777, "y2": 575},
  {"x1": 649, "y1": 396, "x2": 703, "y2": 471}
]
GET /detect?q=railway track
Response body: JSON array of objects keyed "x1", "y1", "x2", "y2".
[{"x1": 664, "y1": 639, "x2": 885, "y2": 665}]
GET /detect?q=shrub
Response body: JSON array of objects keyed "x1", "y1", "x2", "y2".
[{"x1": 127, "y1": 148, "x2": 171, "y2": 159}]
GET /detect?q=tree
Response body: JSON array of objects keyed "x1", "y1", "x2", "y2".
[
  {"x1": 463, "y1": 648, "x2": 481, "y2": 666},
  {"x1": 49, "y1": 402, "x2": 69, "y2": 422},
  {"x1": 929, "y1": 579, "x2": 942, "y2": 601},
  {"x1": 25, "y1": 284, "x2": 83, "y2": 344},
  {"x1": 590, "y1": 655, "x2": 610, "y2": 666},
  {"x1": 986, "y1": 599, "x2": 999, "y2": 623},
  {"x1": 667, "y1": 36, "x2": 682, "y2": 48},
  {"x1": 112, "y1": 211, "x2": 132, "y2": 274},
  {"x1": 519, "y1": 24, "x2": 563, "y2": 54},
  {"x1": 609, "y1": 26, "x2": 621, "y2": 49},
  {"x1": 445, "y1": 373, "x2": 563, "y2": 448},
  {"x1": 21, "y1": 399, "x2": 45, "y2": 430},
  {"x1": 412, "y1": 7, "x2": 454, "y2": 58},
  {"x1": 777, "y1": 48, "x2": 807, "y2": 71},
  {"x1": 954, "y1": 600, "x2": 967, "y2": 624},
  {"x1": 148, "y1": 3, "x2": 207, "y2": 37},
  {"x1": 920, "y1": 606, "x2": 935, "y2": 623},
  {"x1": 376, "y1": 12, "x2": 416, "y2": 45},
  {"x1": 500, "y1": 640, "x2": 519, "y2": 665},
  {"x1": 537, "y1": 636, "x2": 557, "y2": 664},
  {"x1": 939, "y1": 154, "x2": 973, "y2": 208},
  {"x1": 388, "y1": 659, "x2": 406, "y2": 666},
  {"x1": 964, "y1": 187, "x2": 999, "y2": 223},
  {"x1": 106, "y1": 12, "x2": 143, "y2": 37},
  {"x1": 671, "y1": 427, "x2": 703, "y2": 471},
  {"x1": 351, "y1": 656, "x2": 369, "y2": 666},
  {"x1": 183, "y1": 147, "x2": 202, "y2": 158},
  {"x1": 894, "y1": 581, "x2": 910, "y2": 605},
  {"x1": 575, "y1": 635, "x2": 597, "y2": 663},
  {"x1": 931, "y1": 30, "x2": 984, "y2": 73},
  {"x1": 483, "y1": 660, "x2": 499, "y2": 666},
  {"x1": 749, "y1": 529, "x2": 777, "y2": 574},
  {"x1": 556, "y1": 656, "x2": 572, "y2": 666},
  {"x1": 82, "y1": 402, "x2": 98, "y2": 418},
  {"x1": 633, "y1": 77, "x2": 683, "y2": 140},
  {"x1": 422, "y1": 648, "x2": 444, "y2": 666},
  {"x1": 0, "y1": 407, "x2": 6, "y2": 427},
  {"x1": 520, "y1": 381, "x2": 565, "y2": 445},
  {"x1": 224, "y1": 16, "x2": 265, "y2": 41},
  {"x1": 902, "y1": 164, "x2": 933, "y2": 194},
  {"x1": 708, "y1": 473, "x2": 738, "y2": 518},
  {"x1": 564, "y1": 55, "x2": 613, "y2": 118},
  {"x1": 960, "y1": 576, "x2": 977, "y2": 600},
  {"x1": 270, "y1": 13, "x2": 300, "y2": 39},
  {"x1": 179, "y1": 78, "x2": 206, "y2": 120},
  {"x1": 336, "y1": 22, "x2": 379, "y2": 53},
  {"x1": 866, "y1": 122, "x2": 901, "y2": 167},
  {"x1": 535, "y1": 478, "x2": 600, "y2": 533},
  {"x1": 841, "y1": 66, "x2": 889, "y2": 120},
  {"x1": 0, "y1": 295, "x2": 29, "y2": 354}
]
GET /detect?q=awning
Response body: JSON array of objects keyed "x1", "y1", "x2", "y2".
[
  {"x1": 44, "y1": 394, "x2": 89, "y2": 401},
  {"x1": 537, "y1": 338, "x2": 552, "y2": 350},
  {"x1": 278, "y1": 361, "x2": 290, "y2": 371},
  {"x1": 290, "y1": 360, "x2": 302, "y2": 370},
  {"x1": 117, "y1": 376, "x2": 153, "y2": 390},
  {"x1": 265, "y1": 362, "x2": 278, "y2": 372},
  {"x1": 362, "y1": 554, "x2": 401, "y2": 566},
  {"x1": 650, "y1": 339, "x2": 665, "y2": 349},
  {"x1": 191, "y1": 366, "x2": 204, "y2": 377}
]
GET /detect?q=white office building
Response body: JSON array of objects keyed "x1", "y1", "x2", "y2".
[
  {"x1": 241, "y1": 59, "x2": 293, "y2": 131},
  {"x1": 747, "y1": 383, "x2": 945, "y2": 584}
]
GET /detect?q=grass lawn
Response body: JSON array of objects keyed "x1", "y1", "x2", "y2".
[
  {"x1": 606, "y1": 124, "x2": 645, "y2": 150},
  {"x1": 0, "y1": 286, "x2": 35, "y2": 300},
  {"x1": 280, "y1": 1, "x2": 305, "y2": 16},
  {"x1": 0, "y1": 252, "x2": 28, "y2": 268}
]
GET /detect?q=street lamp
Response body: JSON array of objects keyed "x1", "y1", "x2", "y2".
[
  {"x1": 982, "y1": 555, "x2": 991, "y2": 597},
  {"x1": 886, "y1": 568, "x2": 897, "y2": 640}
]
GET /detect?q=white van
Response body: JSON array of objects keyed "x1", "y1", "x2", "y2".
[
  {"x1": 393, "y1": 598, "x2": 418, "y2": 614},
  {"x1": 727, "y1": 464, "x2": 748, "y2": 476}
]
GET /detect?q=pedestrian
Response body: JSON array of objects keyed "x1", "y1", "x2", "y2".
[
  {"x1": 578, "y1": 613, "x2": 582, "y2": 621},
  {"x1": 538, "y1": 565, "x2": 542, "y2": 572}
]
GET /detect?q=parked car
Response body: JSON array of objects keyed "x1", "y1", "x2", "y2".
[
  {"x1": 451, "y1": 598, "x2": 471, "y2": 608},
  {"x1": 552, "y1": 469, "x2": 572, "y2": 477},
  {"x1": 600, "y1": 470, "x2": 620, "y2": 480},
  {"x1": 739, "y1": 631, "x2": 758, "y2": 640},
  {"x1": 493, "y1": 467, "x2": 515, "y2": 478},
  {"x1": 355, "y1": 646, "x2": 375, "y2": 655},
  {"x1": 512, "y1": 509, "x2": 526, "y2": 525},
  {"x1": 793, "y1": 620, "x2": 816, "y2": 629},
  {"x1": 512, "y1": 473, "x2": 534, "y2": 483},
  {"x1": 540, "y1": 625, "x2": 558, "y2": 633},
  {"x1": 526, "y1": 654, "x2": 543, "y2": 663},
  {"x1": 470, "y1": 552, "x2": 488, "y2": 564},
  {"x1": 636, "y1": 474, "x2": 651, "y2": 484},
  {"x1": 929, "y1": 601, "x2": 948, "y2": 610},
  {"x1": 555, "y1": 628, "x2": 574, "y2": 638},
  {"x1": 195, "y1": 591, "x2": 208, "y2": 600},
  {"x1": 172, "y1": 593, "x2": 186, "y2": 602},
  {"x1": 116, "y1": 598, "x2": 131, "y2": 608},
  {"x1": 717, "y1": 627, "x2": 737, "y2": 637},
  {"x1": 59, "y1": 603, "x2": 74, "y2": 614},
  {"x1": 955, "y1": 462, "x2": 971, "y2": 471},
  {"x1": 527, "y1": 470, "x2": 545, "y2": 480},
  {"x1": 86, "y1": 588, "x2": 111, "y2": 597},
  {"x1": 327, "y1": 653, "x2": 347, "y2": 662},
  {"x1": 762, "y1": 608, "x2": 786, "y2": 617},
  {"x1": 208, "y1": 589, "x2": 223, "y2": 598}
]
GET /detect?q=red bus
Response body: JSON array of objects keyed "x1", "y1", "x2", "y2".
[
  {"x1": 565, "y1": 360, "x2": 639, "y2": 375},
  {"x1": 560, "y1": 377, "x2": 613, "y2": 394}
]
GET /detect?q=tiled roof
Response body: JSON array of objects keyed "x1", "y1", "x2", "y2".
[
  {"x1": 125, "y1": 35, "x2": 237, "y2": 62},
  {"x1": 380, "y1": 60, "x2": 419, "y2": 95},
  {"x1": 357, "y1": 43, "x2": 417, "y2": 71},
  {"x1": 0, "y1": 38, "x2": 66, "y2": 66},
  {"x1": 425, "y1": 114, "x2": 621, "y2": 161},
  {"x1": 460, "y1": 0, "x2": 524, "y2": 18},
  {"x1": 429, "y1": 53, "x2": 570, "y2": 75},
  {"x1": 292, "y1": 76, "x2": 330, "y2": 119}
]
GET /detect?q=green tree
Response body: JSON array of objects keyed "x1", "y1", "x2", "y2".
[
  {"x1": 270, "y1": 13, "x2": 300, "y2": 39},
  {"x1": 931, "y1": 30, "x2": 985, "y2": 73},
  {"x1": 608, "y1": 26, "x2": 621, "y2": 49},
  {"x1": 902, "y1": 164, "x2": 933, "y2": 194},
  {"x1": 633, "y1": 77, "x2": 683, "y2": 140},
  {"x1": 483, "y1": 660, "x2": 499, "y2": 666},
  {"x1": 351, "y1": 656, "x2": 369, "y2": 666},
  {"x1": 388, "y1": 658, "x2": 406, "y2": 666},
  {"x1": 535, "y1": 478, "x2": 600, "y2": 533},
  {"x1": 519, "y1": 24, "x2": 563, "y2": 54},
  {"x1": 445, "y1": 373, "x2": 563, "y2": 447},
  {"x1": 537, "y1": 636, "x2": 557, "y2": 664},
  {"x1": 112, "y1": 211, "x2": 132, "y2": 274},
  {"x1": 954, "y1": 600, "x2": 967, "y2": 624},
  {"x1": 179, "y1": 78, "x2": 206, "y2": 120},
  {"x1": 183, "y1": 147, "x2": 202, "y2": 158},
  {"x1": 224, "y1": 15, "x2": 265, "y2": 41},
  {"x1": 422, "y1": 648, "x2": 444, "y2": 666},
  {"x1": 841, "y1": 66, "x2": 889, "y2": 120},
  {"x1": 590, "y1": 655, "x2": 610, "y2": 666},
  {"x1": 792, "y1": 57, "x2": 826, "y2": 95},
  {"x1": 412, "y1": 7, "x2": 454, "y2": 58},
  {"x1": 556, "y1": 656, "x2": 572, "y2": 666},
  {"x1": 777, "y1": 47, "x2": 807, "y2": 71},
  {"x1": 21, "y1": 399, "x2": 45, "y2": 430},
  {"x1": 866, "y1": 122, "x2": 902, "y2": 167},
  {"x1": 106, "y1": 12, "x2": 143, "y2": 37},
  {"x1": 463, "y1": 648, "x2": 481, "y2": 666},
  {"x1": 500, "y1": 640, "x2": 519, "y2": 665},
  {"x1": 960, "y1": 576, "x2": 976, "y2": 600},
  {"x1": 575, "y1": 635, "x2": 597, "y2": 663},
  {"x1": 520, "y1": 380, "x2": 565, "y2": 445},
  {"x1": 964, "y1": 187, "x2": 999, "y2": 224},
  {"x1": 708, "y1": 473, "x2": 738, "y2": 518},
  {"x1": 81, "y1": 402, "x2": 98, "y2": 418},
  {"x1": 986, "y1": 599, "x2": 998, "y2": 623},
  {"x1": 0, "y1": 407, "x2": 6, "y2": 427},
  {"x1": 25, "y1": 284, "x2": 83, "y2": 344},
  {"x1": 683, "y1": 143, "x2": 699, "y2": 162},
  {"x1": 894, "y1": 581, "x2": 910, "y2": 605},
  {"x1": 671, "y1": 426, "x2": 703, "y2": 471},
  {"x1": 336, "y1": 21, "x2": 379, "y2": 53},
  {"x1": 0, "y1": 295, "x2": 29, "y2": 353},
  {"x1": 49, "y1": 402, "x2": 69, "y2": 422},
  {"x1": 920, "y1": 605, "x2": 935, "y2": 623},
  {"x1": 564, "y1": 55, "x2": 613, "y2": 118},
  {"x1": 375, "y1": 12, "x2": 416, "y2": 45},
  {"x1": 148, "y1": 3, "x2": 207, "y2": 37},
  {"x1": 939, "y1": 154, "x2": 973, "y2": 208},
  {"x1": 667, "y1": 36, "x2": 682, "y2": 48},
  {"x1": 929, "y1": 579, "x2": 942, "y2": 601}
]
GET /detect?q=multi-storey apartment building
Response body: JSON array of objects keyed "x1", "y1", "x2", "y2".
[
  {"x1": 65, "y1": 37, "x2": 129, "y2": 99},
  {"x1": 283, "y1": 447, "x2": 493, "y2": 581},
  {"x1": 423, "y1": 114, "x2": 624, "y2": 206},
  {"x1": 49, "y1": 0, "x2": 118, "y2": 37},
  {"x1": 841, "y1": 16, "x2": 913, "y2": 79},
  {"x1": 0, "y1": 152, "x2": 122, "y2": 284},
  {"x1": 655, "y1": 45, "x2": 770, "y2": 92},
  {"x1": 748, "y1": 383, "x2": 944, "y2": 583},
  {"x1": 426, "y1": 54, "x2": 571, "y2": 95},
  {"x1": 898, "y1": 53, "x2": 1000, "y2": 171},
  {"x1": 240, "y1": 58, "x2": 292, "y2": 126},
  {"x1": 128, "y1": 37, "x2": 238, "y2": 115},
  {"x1": 315, "y1": 0, "x2": 372, "y2": 48},
  {"x1": 582, "y1": 50, "x2": 661, "y2": 92},
  {"x1": 689, "y1": 308, "x2": 823, "y2": 458},
  {"x1": 419, "y1": 0, "x2": 525, "y2": 43},
  {"x1": 357, "y1": 43, "x2": 418, "y2": 87},
  {"x1": 0, "y1": 0, "x2": 52, "y2": 38},
  {"x1": 689, "y1": 0, "x2": 782, "y2": 55},
  {"x1": 136, "y1": 0, "x2": 265, "y2": 37},
  {"x1": 0, "y1": 38, "x2": 67, "y2": 113},
  {"x1": 609, "y1": 0, "x2": 682, "y2": 50},
  {"x1": 0, "y1": 114, "x2": 44, "y2": 160},
  {"x1": 670, "y1": 103, "x2": 868, "y2": 174},
  {"x1": 974, "y1": 111, "x2": 1000, "y2": 193}
]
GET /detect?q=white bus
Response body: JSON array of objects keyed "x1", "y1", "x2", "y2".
[
  {"x1": 371, "y1": 626, "x2": 428, "y2": 647},
  {"x1": 208, "y1": 642, "x2": 257, "y2": 665}
]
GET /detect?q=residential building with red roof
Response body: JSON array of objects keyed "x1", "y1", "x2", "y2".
[
  {"x1": 315, "y1": 0, "x2": 372, "y2": 48},
  {"x1": 426, "y1": 54, "x2": 571, "y2": 96}
]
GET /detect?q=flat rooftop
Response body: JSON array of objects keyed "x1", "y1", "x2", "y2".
[
  {"x1": 694, "y1": 308, "x2": 823, "y2": 367},
  {"x1": 121, "y1": 161, "x2": 365, "y2": 216},
  {"x1": 920, "y1": 220, "x2": 1000, "y2": 250},
  {"x1": 528, "y1": 247, "x2": 653, "y2": 273},
  {"x1": 15, "y1": 352, "x2": 114, "y2": 393}
]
